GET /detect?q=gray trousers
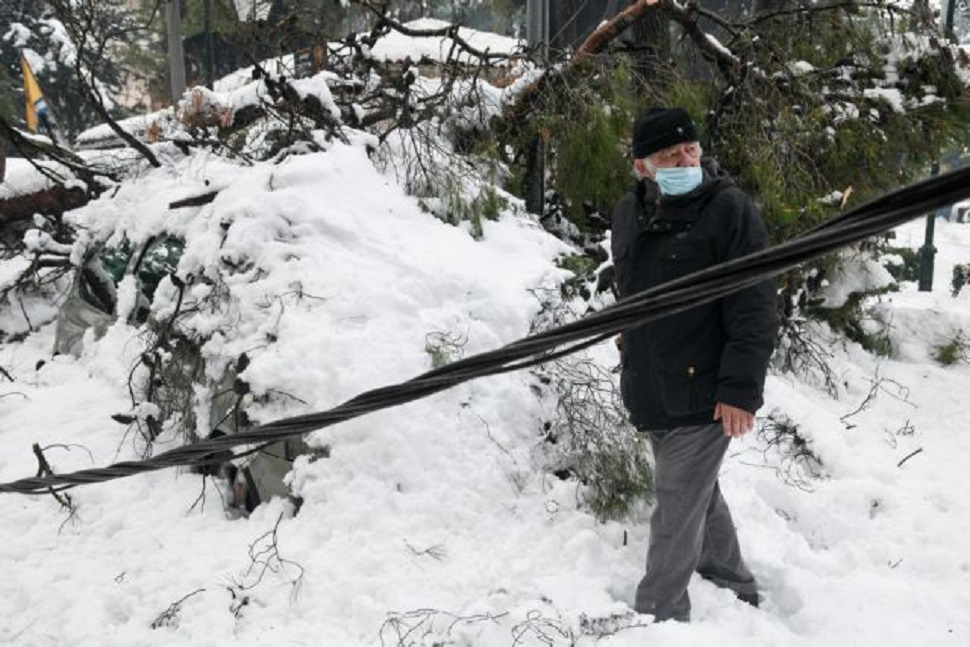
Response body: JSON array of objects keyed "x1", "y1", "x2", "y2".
[{"x1": 634, "y1": 423, "x2": 757, "y2": 622}]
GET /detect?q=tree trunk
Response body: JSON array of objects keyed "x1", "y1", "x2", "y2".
[
  {"x1": 524, "y1": 134, "x2": 545, "y2": 216},
  {"x1": 0, "y1": 185, "x2": 89, "y2": 223},
  {"x1": 751, "y1": 0, "x2": 791, "y2": 15},
  {"x1": 630, "y1": 3, "x2": 670, "y2": 95},
  {"x1": 548, "y1": 0, "x2": 573, "y2": 51},
  {"x1": 910, "y1": 0, "x2": 935, "y2": 30}
]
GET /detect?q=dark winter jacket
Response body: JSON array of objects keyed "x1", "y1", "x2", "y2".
[{"x1": 611, "y1": 158, "x2": 778, "y2": 431}]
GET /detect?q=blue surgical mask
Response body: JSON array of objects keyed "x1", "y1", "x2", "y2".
[{"x1": 654, "y1": 166, "x2": 703, "y2": 196}]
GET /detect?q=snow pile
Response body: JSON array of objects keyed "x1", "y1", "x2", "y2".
[
  {"x1": 74, "y1": 109, "x2": 181, "y2": 149},
  {"x1": 74, "y1": 78, "x2": 312, "y2": 150},
  {"x1": 3, "y1": 148, "x2": 970, "y2": 645},
  {"x1": 871, "y1": 217, "x2": 970, "y2": 363},
  {"x1": 0, "y1": 157, "x2": 60, "y2": 200},
  {"x1": 816, "y1": 251, "x2": 896, "y2": 308}
]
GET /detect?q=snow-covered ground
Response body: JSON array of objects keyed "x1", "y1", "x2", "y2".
[{"x1": 2, "y1": 143, "x2": 970, "y2": 647}]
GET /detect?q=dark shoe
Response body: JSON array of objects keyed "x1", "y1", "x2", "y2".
[{"x1": 736, "y1": 592, "x2": 760, "y2": 608}]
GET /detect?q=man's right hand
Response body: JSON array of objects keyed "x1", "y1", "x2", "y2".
[{"x1": 714, "y1": 402, "x2": 755, "y2": 438}]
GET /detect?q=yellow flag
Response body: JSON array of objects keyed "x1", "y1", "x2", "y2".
[{"x1": 20, "y1": 54, "x2": 49, "y2": 134}]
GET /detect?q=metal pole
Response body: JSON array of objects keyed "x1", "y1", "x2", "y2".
[
  {"x1": 204, "y1": 0, "x2": 215, "y2": 90},
  {"x1": 920, "y1": 4, "x2": 956, "y2": 291},
  {"x1": 526, "y1": 0, "x2": 549, "y2": 58},
  {"x1": 166, "y1": 0, "x2": 186, "y2": 104},
  {"x1": 945, "y1": 0, "x2": 956, "y2": 37},
  {"x1": 527, "y1": 0, "x2": 540, "y2": 49},
  {"x1": 542, "y1": 0, "x2": 549, "y2": 54},
  {"x1": 918, "y1": 171, "x2": 937, "y2": 292},
  {"x1": 524, "y1": 0, "x2": 548, "y2": 216}
]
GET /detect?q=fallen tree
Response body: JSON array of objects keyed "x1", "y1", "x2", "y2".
[{"x1": 0, "y1": 184, "x2": 90, "y2": 223}]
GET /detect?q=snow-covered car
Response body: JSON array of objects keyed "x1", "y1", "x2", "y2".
[
  {"x1": 53, "y1": 235, "x2": 317, "y2": 514},
  {"x1": 54, "y1": 236, "x2": 183, "y2": 356}
]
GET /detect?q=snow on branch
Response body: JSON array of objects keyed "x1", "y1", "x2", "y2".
[{"x1": 350, "y1": 0, "x2": 520, "y2": 64}]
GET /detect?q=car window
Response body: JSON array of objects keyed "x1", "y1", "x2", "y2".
[
  {"x1": 134, "y1": 236, "x2": 185, "y2": 305},
  {"x1": 78, "y1": 258, "x2": 118, "y2": 315},
  {"x1": 99, "y1": 240, "x2": 134, "y2": 285},
  {"x1": 77, "y1": 240, "x2": 137, "y2": 315},
  {"x1": 75, "y1": 237, "x2": 185, "y2": 319}
]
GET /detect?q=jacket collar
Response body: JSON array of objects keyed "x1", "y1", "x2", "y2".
[{"x1": 637, "y1": 157, "x2": 733, "y2": 223}]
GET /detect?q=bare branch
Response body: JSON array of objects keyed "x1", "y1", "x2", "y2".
[
  {"x1": 170, "y1": 190, "x2": 220, "y2": 209},
  {"x1": 32, "y1": 443, "x2": 76, "y2": 512},
  {"x1": 349, "y1": 0, "x2": 516, "y2": 63},
  {"x1": 0, "y1": 115, "x2": 107, "y2": 186},
  {"x1": 575, "y1": 0, "x2": 662, "y2": 58},
  {"x1": 150, "y1": 589, "x2": 206, "y2": 629},
  {"x1": 749, "y1": 0, "x2": 917, "y2": 26},
  {"x1": 897, "y1": 447, "x2": 923, "y2": 468},
  {"x1": 45, "y1": 0, "x2": 162, "y2": 167}
]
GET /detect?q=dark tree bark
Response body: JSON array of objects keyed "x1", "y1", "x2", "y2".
[
  {"x1": 0, "y1": 185, "x2": 90, "y2": 223},
  {"x1": 523, "y1": 134, "x2": 545, "y2": 216},
  {"x1": 630, "y1": 5, "x2": 670, "y2": 95},
  {"x1": 751, "y1": 0, "x2": 791, "y2": 15},
  {"x1": 910, "y1": 0, "x2": 935, "y2": 29}
]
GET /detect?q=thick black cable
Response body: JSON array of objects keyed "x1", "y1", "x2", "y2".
[{"x1": 3, "y1": 165, "x2": 970, "y2": 495}]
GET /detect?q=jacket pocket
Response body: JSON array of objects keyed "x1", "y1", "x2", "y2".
[
  {"x1": 659, "y1": 362, "x2": 717, "y2": 417},
  {"x1": 657, "y1": 242, "x2": 707, "y2": 283}
]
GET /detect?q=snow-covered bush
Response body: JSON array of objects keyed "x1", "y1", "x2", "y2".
[
  {"x1": 932, "y1": 330, "x2": 968, "y2": 365},
  {"x1": 532, "y1": 353, "x2": 653, "y2": 522},
  {"x1": 952, "y1": 262, "x2": 970, "y2": 297},
  {"x1": 805, "y1": 249, "x2": 899, "y2": 358},
  {"x1": 527, "y1": 285, "x2": 652, "y2": 522}
]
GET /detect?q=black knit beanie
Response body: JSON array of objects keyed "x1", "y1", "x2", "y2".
[{"x1": 632, "y1": 107, "x2": 699, "y2": 159}]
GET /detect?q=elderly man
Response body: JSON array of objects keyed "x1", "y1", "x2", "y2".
[{"x1": 611, "y1": 107, "x2": 778, "y2": 622}]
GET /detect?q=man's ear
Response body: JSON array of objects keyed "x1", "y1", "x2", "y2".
[{"x1": 634, "y1": 158, "x2": 652, "y2": 180}]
